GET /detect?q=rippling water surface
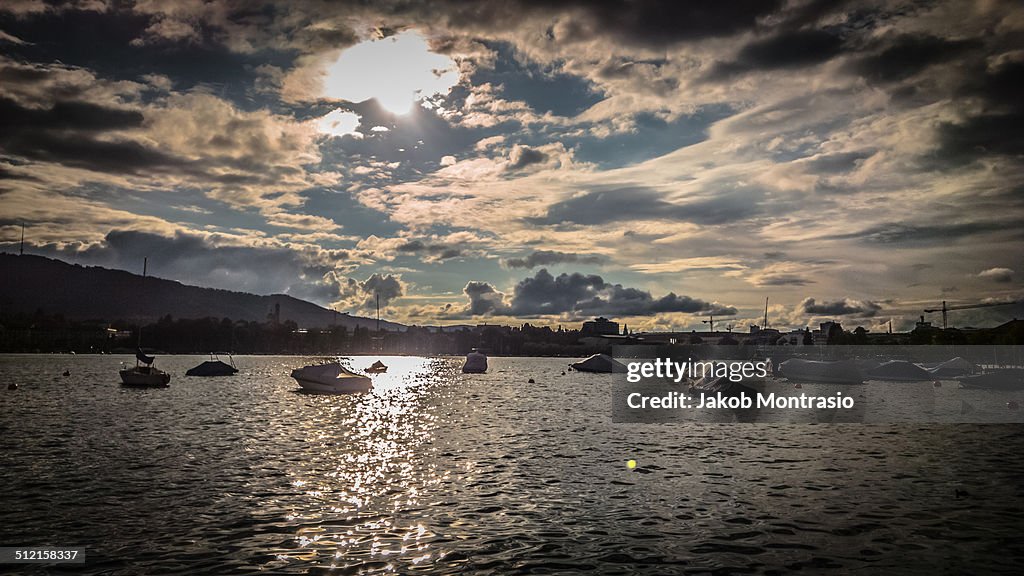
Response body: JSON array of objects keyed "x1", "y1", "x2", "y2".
[{"x1": 2, "y1": 354, "x2": 1024, "y2": 574}]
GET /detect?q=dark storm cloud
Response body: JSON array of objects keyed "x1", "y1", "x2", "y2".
[
  {"x1": 507, "y1": 145, "x2": 548, "y2": 170},
  {"x1": 410, "y1": 0, "x2": 785, "y2": 48},
  {"x1": 19, "y1": 230, "x2": 347, "y2": 304},
  {"x1": 0, "y1": 8, "x2": 292, "y2": 99},
  {"x1": 396, "y1": 239, "x2": 462, "y2": 260},
  {"x1": 706, "y1": 29, "x2": 845, "y2": 79},
  {"x1": 341, "y1": 273, "x2": 404, "y2": 309},
  {"x1": 503, "y1": 250, "x2": 605, "y2": 269},
  {"x1": 463, "y1": 281, "x2": 508, "y2": 316},
  {"x1": 799, "y1": 297, "x2": 881, "y2": 317},
  {"x1": 933, "y1": 111, "x2": 1024, "y2": 167},
  {"x1": 3, "y1": 131, "x2": 187, "y2": 175},
  {"x1": 928, "y1": 60, "x2": 1024, "y2": 166},
  {"x1": 508, "y1": 268, "x2": 735, "y2": 317},
  {"x1": 755, "y1": 274, "x2": 814, "y2": 287},
  {"x1": 827, "y1": 220, "x2": 1024, "y2": 245},
  {"x1": 455, "y1": 269, "x2": 735, "y2": 318},
  {"x1": 0, "y1": 96, "x2": 188, "y2": 175},
  {"x1": 803, "y1": 151, "x2": 874, "y2": 174},
  {"x1": 529, "y1": 187, "x2": 761, "y2": 226},
  {"x1": 0, "y1": 98, "x2": 144, "y2": 131},
  {"x1": 852, "y1": 34, "x2": 980, "y2": 83},
  {"x1": 564, "y1": 0, "x2": 784, "y2": 46}
]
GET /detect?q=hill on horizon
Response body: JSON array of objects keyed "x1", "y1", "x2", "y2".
[{"x1": 0, "y1": 253, "x2": 405, "y2": 331}]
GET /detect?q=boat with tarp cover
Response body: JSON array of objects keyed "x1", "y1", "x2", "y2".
[
  {"x1": 186, "y1": 353, "x2": 238, "y2": 377},
  {"x1": 120, "y1": 348, "x2": 170, "y2": 387},
  {"x1": 778, "y1": 358, "x2": 863, "y2": 384},
  {"x1": 291, "y1": 362, "x2": 372, "y2": 393}
]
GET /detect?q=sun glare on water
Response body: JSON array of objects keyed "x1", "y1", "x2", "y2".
[{"x1": 321, "y1": 30, "x2": 459, "y2": 115}]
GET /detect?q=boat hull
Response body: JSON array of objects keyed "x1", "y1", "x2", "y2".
[
  {"x1": 185, "y1": 360, "x2": 238, "y2": 377},
  {"x1": 958, "y1": 370, "x2": 1024, "y2": 390},
  {"x1": 290, "y1": 363, "x2": 372, "y2": 394},
  {"x1": 293, "y1": 376, "x2": 372, "y2": 394},
  {"x1": 462, "y1": 352, "x2": 488, "y2": 373},
  {"x1": 119, "y1": 368, "x2": 170, "y2": 387}
]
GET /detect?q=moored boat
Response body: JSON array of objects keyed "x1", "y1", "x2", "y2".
[
  {"x1": 778, "y1": 358, "x2": 863, "y2": 384},
  {"x1": 462, "y1": 350, "x2": 488, "y2": 373},
  {"x1": 864, "y1": 360, "x2": 934, "y2": 382},
  {"x1": 186, "y1": 353, "x2": 238, "y2": 376},
  {"x1": 958, "y1": 369, "x2": 1024, "y2": 390},
  {"x1": 118, "y1": 257, "x2": 170, "y2": 388},
  {"x1": 120, "y1": 349, "x2": 170, "y2": 387},
  {"x1": 926, "y1": 357, "x2": 978, "y2": 378},
  {"x1": 569, "y1": 353, "x2": 627, "y2": 373},
  {"x1": 365, "y1": 360, "x2": 388, "y2": 374},
  {"x1": 291, "y1": 362, "x2": 372, "y2": 393}
]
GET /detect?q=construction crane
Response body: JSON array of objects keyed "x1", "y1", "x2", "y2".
[
  {"x1": 924, "y1": 300, "x2": 1021, "y2": 329},
  {"x1": 702, "y1": 314, "x2": 715, "y2": 333}
]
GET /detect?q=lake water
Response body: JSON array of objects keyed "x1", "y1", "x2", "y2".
[{"x1": 2, "y1": 354, "x2": 1024, "y2": 574}]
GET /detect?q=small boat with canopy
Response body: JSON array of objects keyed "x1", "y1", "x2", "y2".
[{"x1": 120, "y1": 348, "x2": 171, "y2": 387}]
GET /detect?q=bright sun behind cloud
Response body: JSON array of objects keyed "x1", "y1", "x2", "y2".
[{"x1": 321, "y1": 30, "x2": 459, "y2": 114}]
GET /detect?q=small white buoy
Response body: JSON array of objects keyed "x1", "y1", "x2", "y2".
[{"x1": 794, "y1": 383, "x2": 802, "y2": 389}]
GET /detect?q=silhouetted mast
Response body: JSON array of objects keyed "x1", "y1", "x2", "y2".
[
  {"x1": 376, "y1": 292, "x2": 380, "y2": 332},
  {"x1": 138, "y1": 257, "x2": 147, "y2": 349},
  {"x1": 20, "y1": 221, "x2": 24, "y2": 256},
  {"x1": 763, "y1": 297, "x2": 769, "y2": 330}
]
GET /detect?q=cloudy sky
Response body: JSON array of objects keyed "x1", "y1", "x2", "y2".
[{"x1": 1, "y1": 0, "x2": 1022, "y2": 331}]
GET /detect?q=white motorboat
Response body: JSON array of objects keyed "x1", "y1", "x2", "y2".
[
  {"x1": 569, "y1": 353, "x2": 627, "y2": 373},
  {"x1": 291, "y1": 362, "x2": 372, "y2": 393},
  {"x1": 462, "y1": 350, "x2": 488, "y2": 373}
]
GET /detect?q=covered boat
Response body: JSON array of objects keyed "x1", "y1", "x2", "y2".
[
  {"x1": 864, "y1": 360, "x2": 934, "y2": 382},
  {"x1": 778, "y1": 359, "x2": 863, "y2": 384},
  {"x1": 365, "y1": 360, "x2": 388, "y2": 374},
  {"x1": 569, "y1": 353, "x2": 627, "y2": 373},
  {"x1": 120, "y1": 348, "x2": 171, "y2": 387},
  {"x1": 462, "y1": 350, "x2": 488, "y2": 373},
  {"x1": 855, "y1": 358, "x2": 884, "y2": 373},
  {"x1": 186, "y1": 353, "x2": 238, "y2": 376},
  {"x1": 290, "y1": 362, "x2": 372, "y2": 393},
  {"x1": 958, "y1": 369, "x2": 1024, "y2": 390},
  {"x1": 926, "y1": 357, "x2": 978, "y2": 378}
]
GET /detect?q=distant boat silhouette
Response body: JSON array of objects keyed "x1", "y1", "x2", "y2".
[
  {"x1": 462, "y1": 349, "x2": 487, "y2": 373},
  {"x1": 120, "y1": 348, "x2": 170, "y2": 387},
  {"x1": 119, "y1": 258, "x2": 170, "y2": 388},
  {"x1": 186, "y1": 353, "x2": 238, "y2": 377},
  {"x1": 365, "y1": 360, "x2": 388, "y2": 373},
  {"x1": 569, "y1": 353, "x2": 626, "y2": 373}
]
